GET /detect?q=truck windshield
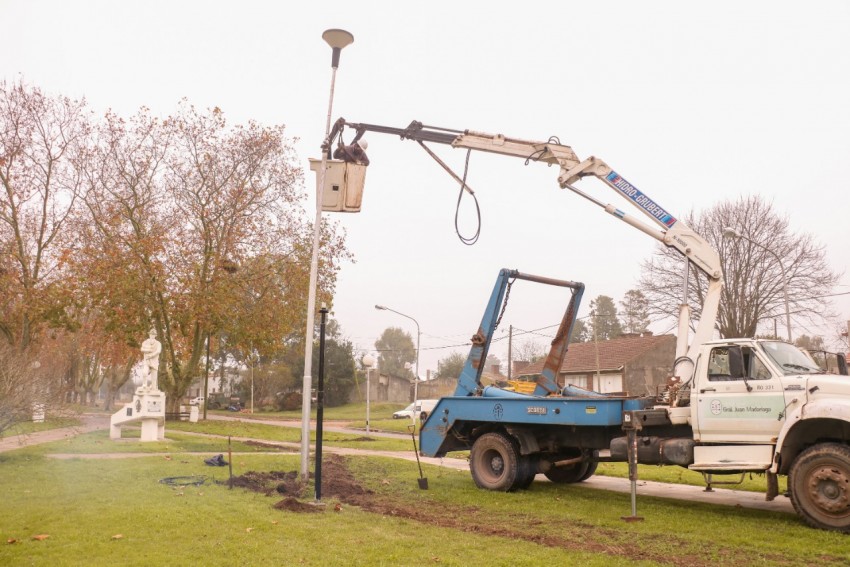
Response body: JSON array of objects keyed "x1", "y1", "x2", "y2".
[{"x1": 761, "y1": 341, "x2": 822, "y2": 375}]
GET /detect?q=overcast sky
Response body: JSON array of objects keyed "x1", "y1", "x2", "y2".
[{"x1": 3, "y1": 0, "x2": 849, "y2": 375}]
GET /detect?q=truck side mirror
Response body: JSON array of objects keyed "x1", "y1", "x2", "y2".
[{"x1": 727, "y1": 346, "x2": 745, "y2": 379}]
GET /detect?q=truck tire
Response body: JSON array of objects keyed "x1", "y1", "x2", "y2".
[
  {"x1": 578, "y1": 459, "x2": 599, "y2": 482},
  {"x1": 470, "y1": 432, "x2": 521, "y2": 492},
  {"x1": 544, "y1": 451, "x2": 598, "y2": 484},
  {"x1": 544, "y1": 462, "x2": 591, "y2": 483},
  {"x1": 789, "y1": 442, "x2": 850, "y2": 533},
  {"x1": 513, "y1": 455, "x2": 538, "y2": 490}
]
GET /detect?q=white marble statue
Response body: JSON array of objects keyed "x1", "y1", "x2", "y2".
[{"x1": 140, "y1": 328, "x2": 162, "y2": 391}]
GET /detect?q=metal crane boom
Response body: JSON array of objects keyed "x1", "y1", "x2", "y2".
[{"x1": 330, "y1": 118, "x2": 724, "y2": 380}]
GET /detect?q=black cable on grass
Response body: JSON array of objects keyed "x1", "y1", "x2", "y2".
[{"x1": 159, "y1": 475, "x2": 207, "y2": 487}]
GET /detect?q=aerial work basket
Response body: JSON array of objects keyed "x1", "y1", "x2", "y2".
[{"x1": 308, "y1": 158, "x2": 367, "y2": 212}]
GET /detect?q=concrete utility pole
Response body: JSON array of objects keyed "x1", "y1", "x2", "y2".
[{"x1": 301, "y1": 29, "x2": 354, "y2": 481}]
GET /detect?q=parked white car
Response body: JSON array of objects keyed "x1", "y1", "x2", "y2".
[
  {"x1": 415, "y1": 399, "x2": 438, "y2": 420},
  {"x1": 392, "y1": 399, "x2": 439, "y2": 420},
  {"x1": 392, "y1": 403, "x2": 416, "y2": 419}
]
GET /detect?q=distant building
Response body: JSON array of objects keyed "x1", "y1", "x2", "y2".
[
  {"x1": 515, "y1": 333, "x2": 676, "y2": 396},
  {"x1": 352, "y1": 372, "x2": 419, "y2": 404}
]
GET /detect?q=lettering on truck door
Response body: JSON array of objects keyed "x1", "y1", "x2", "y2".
[{"x1": 694, "y1": 345, "x2": 786, "y2": 443}]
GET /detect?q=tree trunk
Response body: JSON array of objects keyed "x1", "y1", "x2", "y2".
[{"x1": 103, "y1": 389, "x2": 116, "y2": 412}]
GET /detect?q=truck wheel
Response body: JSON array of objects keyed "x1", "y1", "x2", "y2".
[
  {"x1": 544, "y1": 462, "x2": 591, "y2": 484},
  {"x1": 578, "y1": 450, "x2": 600, "y2": 481},
  {"x1": 470, "y1": 432, "x2": 520, "y2": 492},
  {"x1": 513, "y1": 455, "x2": 538, "y2": 490},
  {"x1": 789, "y1": 442, "x2": 850, "y2": 533},
  {"x1": 420, "y1": 411, "x2": 429, "y2": 421}
]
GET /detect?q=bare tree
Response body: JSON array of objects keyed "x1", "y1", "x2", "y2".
[
  {"x1": 639, "y1": 195, "x2": 839, "y2": 338},
  {"x1": 0, "y1": 80, "x2": 91, "y2": 350},
  {"x1": 512, "y1": 339, "x2": 547, "y2": 362},
  {"x1": 0, "y1": 339, "x2": 75, "y2": 435}
]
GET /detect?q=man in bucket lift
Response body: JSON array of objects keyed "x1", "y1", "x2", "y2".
[{"x1": 333, "y1": 139, "x2": 369, "y2": 165}]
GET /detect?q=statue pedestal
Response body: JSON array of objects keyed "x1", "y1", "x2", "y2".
[{"x1": 110, "y1": 389, "x2": 166, "y2": 442}]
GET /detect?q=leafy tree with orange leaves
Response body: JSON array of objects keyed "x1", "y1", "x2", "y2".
[
  {"x1": 0, "y1": 79, "x2": 91, "y2": 351},
  {"x1": 72, "y1": 102, "x2": 350, "y2": 410}
]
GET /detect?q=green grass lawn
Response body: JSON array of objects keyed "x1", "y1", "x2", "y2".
[
  {"x1": 216, "y1": 401, "x2": 407, "y2": 422},
  {"x1": 167, "y1": 418, "x2": 413, "y2": 452},
  {"x1": 171, "y1": 418, "x2": 783, "y2": 494},
  {"x1": 1, "y1": 448, "x2": 847, "y2": 566},
  {"x1": 10, "y1": 430, "x2": 277, "y2": 458}
]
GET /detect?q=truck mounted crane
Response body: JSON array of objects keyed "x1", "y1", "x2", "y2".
[{"x1": 320, "y1": 118, "x2": 850, "y2": 532}]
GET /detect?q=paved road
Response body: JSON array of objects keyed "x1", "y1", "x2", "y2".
[{"x1": 5, "y1": 412, "x2": 795, "y2": 515}]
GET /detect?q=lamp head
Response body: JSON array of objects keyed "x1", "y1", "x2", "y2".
[
  {"x1": 362, "y1": 354, "x2": 376, "y2": 368},
  {"x1": 374, "y1": 305, "x2": 387, "y2": 311},
  {"x1": 322, "y1": 29, "x2": 354, "y2": 68},
  {"x1": 722, "y1": 227, "x2": 740, "y2": 239}
]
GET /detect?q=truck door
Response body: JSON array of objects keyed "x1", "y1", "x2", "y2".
[{"x1": 693, "y1": 345, "x2": 786, "y2": 443}]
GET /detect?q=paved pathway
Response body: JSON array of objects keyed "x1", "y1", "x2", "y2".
[
  {"x1": 0, "y1": 414, "x2": 109, "y2": 453},
  {"x1": 6, "y1": 413, "x2": 794, "y2": 515}
]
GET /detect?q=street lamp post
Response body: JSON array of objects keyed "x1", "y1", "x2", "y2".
[
  {"x1": 375, "y1": 305, "x2": 420, "y2": 403},
  {"x1": 301, "y1": 29, "x2": 354, "y2": 480},
  {"x1": 362, "y1": 354, "x2": 376, "y2": 434},
  {"x1": 722, "y1": 227, "x2": 792, "y2": 342}
]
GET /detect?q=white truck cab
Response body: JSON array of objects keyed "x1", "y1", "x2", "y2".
[{"x1": 674, "y1": 338, "x2": 850, "y2": 530}]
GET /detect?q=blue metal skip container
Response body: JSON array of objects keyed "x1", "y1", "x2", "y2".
[{"x1": 419, "y1": 394, "x2": 653, "y2": 457}]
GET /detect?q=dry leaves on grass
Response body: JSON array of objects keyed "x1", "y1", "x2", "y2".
[
  {"x1": 7, "y1": 538, "x2": 19, "y2": 544},
  {"x1": 31, "y1": 534, "x2": 49, "y2": 541},
  {"x1": 111, "y1": 534, "x2": 124, "y2": 540}
]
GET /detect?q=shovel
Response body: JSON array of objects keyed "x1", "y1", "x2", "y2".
[{"x1": 408, "y1": 424, "x2": 428, "y2": 490}]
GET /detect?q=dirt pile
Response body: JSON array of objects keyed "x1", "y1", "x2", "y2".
[
  {"x1": 226, "y1": 470, "x2": 301, "y2": 496},
  {"x1": 227, "y1": 454, "x2": 370, "y2": 501}
]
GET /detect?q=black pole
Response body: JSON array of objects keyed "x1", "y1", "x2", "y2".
[{"x1": 314, "y1": 306, "x2": 328, "y2": 501}]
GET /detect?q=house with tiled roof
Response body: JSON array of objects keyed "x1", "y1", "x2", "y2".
[
  {"x1": 515, "y1": 333, "x2": 676, "y2": 396},
  {"x1": 417, "y1": 363, "x2": 509, "y2": 399}
]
